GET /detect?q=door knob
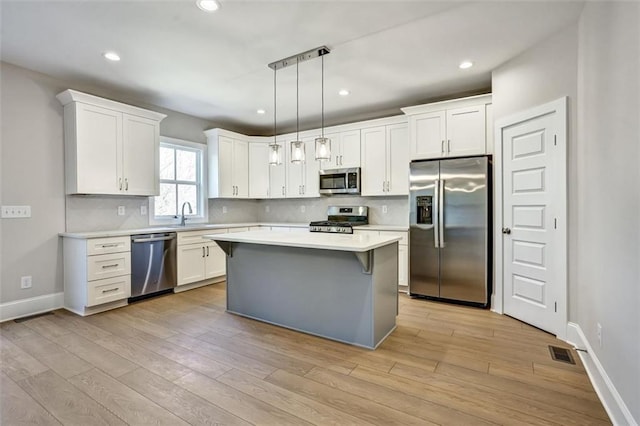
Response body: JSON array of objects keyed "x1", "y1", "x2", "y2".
[{"x1": 502, "y1": 227, "x2": 511, "y2": 235}]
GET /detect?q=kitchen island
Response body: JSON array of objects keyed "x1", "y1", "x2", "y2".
[{"x1": 206, "y1": 230, "x2": 400, "y2": 349}]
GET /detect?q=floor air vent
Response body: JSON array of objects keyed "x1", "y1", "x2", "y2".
[
  {"x1": 548, "y1": 345, "x2": 575, "y2": 364},
  {"x1": 14, "y1": 311, "x2": 54, "y2": 323}
]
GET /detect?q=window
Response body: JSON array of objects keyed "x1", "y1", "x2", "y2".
[{"x1": 150, "y1": 137, "x2": 207, "y2": 224}]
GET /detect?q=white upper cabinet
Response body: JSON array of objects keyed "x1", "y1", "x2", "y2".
[
  {"x1": 57, "y1": 90, "x2": 166, "y2": 196},
  {"x1": 248, "y1": 142, "x2": 270, "y2": 198},
  {"x1": 320, "y1": 130, "x2": 361, "y2": 170},
  {"x1": 361, "y1": 122, "x2": 409, "y2": 196},
  {"x1": 402, "y1": 94, "x2": 492, "y2": 160},
  {"x1": 206, "y1": 129, "x2": 249, "y2": 198}
]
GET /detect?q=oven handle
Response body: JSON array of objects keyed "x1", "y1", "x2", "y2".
[{"x1": 132, "y1": 235, "x2": 176, "y2": 243}]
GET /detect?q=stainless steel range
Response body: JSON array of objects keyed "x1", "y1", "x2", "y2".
[{"x1": 309, "y1": 206, "x2": 368, "y2": 234}]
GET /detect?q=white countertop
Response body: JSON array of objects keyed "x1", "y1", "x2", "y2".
[
  {"x1": 59, "y1": 222, "x2": 408, "y2": 239},
  {"x1": 206, "y1": 230, "x2": 401, "y2": 252}
]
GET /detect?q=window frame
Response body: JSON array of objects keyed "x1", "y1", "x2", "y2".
[{"x1": 149, "y1": 136, "x2": 208, "y2": 226}]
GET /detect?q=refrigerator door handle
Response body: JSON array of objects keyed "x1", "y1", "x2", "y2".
[
  {"x1": 439, "y1": 179, "x2": 445, "y2": 247},
  {"x1": 433, "y1": 179, "x2": 440, "y2": 248}
]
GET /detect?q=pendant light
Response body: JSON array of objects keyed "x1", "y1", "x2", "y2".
[
  {"x1": 290, "y1": 57, "x2": 305, "y2": 164},
  {"x1": 314, "y1": 54, "x2": 331, "y2": 161},
  {"x1": 268, "y1": 64, "x2": 281, "y2": 165},
  {"x1": 267, "y1": 46, "x2": 330, "y2": 165}
]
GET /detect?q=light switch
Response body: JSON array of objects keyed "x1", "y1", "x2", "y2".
[
  {"x1": 117, "y1": 206, "x2": 126, "y2": 216},
  {"x1": 1, "y1": 205, "x2": 31, "y2": 218}
]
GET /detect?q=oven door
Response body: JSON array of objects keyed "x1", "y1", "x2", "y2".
[{"x1": 319, "y1": 168, "x2": 360, "y2": 195}]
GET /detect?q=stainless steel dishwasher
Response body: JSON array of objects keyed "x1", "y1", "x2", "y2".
[{"x1": 130, "y1": 232, "x2": 177, "y2": 301}]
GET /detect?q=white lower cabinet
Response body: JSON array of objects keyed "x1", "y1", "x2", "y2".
[
  {"x1": 63, "y1": 236, "x2": 132, "y2": 316},
  {"x1": 354, "y1": 229, "x2": 409, "y2": 289},
  {"x1": 177, "y1": 229, "x2": 227, "y2": 286}
]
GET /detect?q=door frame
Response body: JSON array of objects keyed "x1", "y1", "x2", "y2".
[{"x1": 493, "y1": 97, "x2": 568, "y2": 340}]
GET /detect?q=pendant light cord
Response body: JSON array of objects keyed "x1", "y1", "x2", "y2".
[
  {"x1": 296, "y1": 57, "x2": 299, "y2": 141},
  {"x1": 273, "y1": 66, "x2": 277, "y2": 142},
  {"x1": 321, "y1": 54, "x2": 324, "y2": 138}
]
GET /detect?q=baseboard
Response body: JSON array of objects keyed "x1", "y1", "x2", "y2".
[
  {"x1": 566, "y1": 322, "x2": 637, "y2": 426},
  {"x1": 0, "y1": 292, "x2": 64, "y2": 322}
]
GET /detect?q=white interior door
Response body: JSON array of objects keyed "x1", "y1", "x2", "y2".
[{"x1": 501, "y1": 98, "x2": 566, "y2": 337}]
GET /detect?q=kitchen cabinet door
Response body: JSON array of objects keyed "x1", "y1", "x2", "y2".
[
  {"x1": 233, "y1": 139, "x2": 249, "y2": 198},
  {"x1": 386, "y1": 123, "x2": 409, "y2": 196},
  {"x1": 74, "y1": 103, "x2": 122, "y2": 194},
  {"x1": 204, "y1": 242, "x2": 226, "y2": 278},
  {"x1": 249, "y1": 143, "x2": 270, "y2": 198},
  {"x1": 409, "y1": 111, "x2": 446, "y2": 160},
  {"x1": 446, "y1": 104, "x2": 486, "y2": 157},
  {"x1": 303, "y1": 138, "x2": 320, "y2": 197},
  {"x1": 177, "y1": 244, "x2": 206, "y2": 285},
  {"x1": 361, "y1": 126, "x2": 387, "y2": 196},
  {"x1": 217, "y1": 136, "x2": 235, "y2": 197},
  {"x1": 339, "y1": 130, "x2": 361, "y2": 168},
  {"x1": 122, "y1": 114, "x2": 159, "y2": 196}
]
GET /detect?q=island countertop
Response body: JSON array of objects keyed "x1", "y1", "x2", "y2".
[{"x1": 205, "y1": 230, "x2": 400, "y2": 252}]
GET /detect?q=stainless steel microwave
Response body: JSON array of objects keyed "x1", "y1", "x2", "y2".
[{"x1": 319, "y1": 168, "x2": 361, "y2": 195}]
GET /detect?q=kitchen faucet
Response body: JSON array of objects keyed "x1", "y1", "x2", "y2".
[{"x1": 180, "y1": 202, "x2": 193, "y2": 226}]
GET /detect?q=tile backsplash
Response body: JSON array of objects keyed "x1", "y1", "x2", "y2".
[{"x1": 65, "y1": 194, "x2": 407, "y2": 232}]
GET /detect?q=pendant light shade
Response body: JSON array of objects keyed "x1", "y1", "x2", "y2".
[
  {"x1": 290, "y1": 140, "x2": 305, "y2": 163},
  {"x1": 315, "y1": 54, "x2": 331, "y2": 161},
  {"x1": 269, "y1": 143, "x2": 281, "y2": 165}
]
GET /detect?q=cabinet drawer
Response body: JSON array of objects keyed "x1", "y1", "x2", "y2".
[
  {"x1": 87, "y1": 275, "x2": 131, "y2": 307},
  {"x1": 87, "y1": 236, "x2": 130, "y2": 255},
  {"x1": 177, "y1": 229, "x2": 226, "y2": 246},
  {"x1": 87, "y1": 252, "x2": 130, "y2": 281}
]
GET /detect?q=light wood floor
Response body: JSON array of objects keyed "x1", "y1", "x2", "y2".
[{"x1": 1, "y1": 283, "x2": 610, "y2": 425}]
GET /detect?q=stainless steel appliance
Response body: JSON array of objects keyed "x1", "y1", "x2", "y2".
[
  {"x1": 319, "y1": 168, "x2": 360, "y2": 195},
  {"x1": 310, "y1": 205, "x2": 368, "y2": 233},
  {"x1": 130, "y1": 232, "x2": 177, "y2": 301},
  {"x1": 409, "y1": 156, "x2": 491, "y2": 307}
]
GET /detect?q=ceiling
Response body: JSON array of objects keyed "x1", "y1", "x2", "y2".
[{"x1": 0, "y1": 1, "x2": 584, "y2": 135}]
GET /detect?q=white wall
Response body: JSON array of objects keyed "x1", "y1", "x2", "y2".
[
  {"x1": 577, "y1": 2, "x2": 639, "y2": 422},
  {"x1": 492, "y1": 24, "x2": 579, "y2": 319}
]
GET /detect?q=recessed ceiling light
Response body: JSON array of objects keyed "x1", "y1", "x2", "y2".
[
  {"x1": 338, "y1": 89, "x2": 350, "y2": 96},
  {"x1": 256, "y1": 109, "x2": 266, "y2": 115},
  {"x1": 103, "y1": 51, "x2": 121, "y2": 62},
  {"x1": 196, "y1": 0, "x2": 220, "y2": 12},
  {"x1": 459, "y1": 60, "x2": 473, "y2": 69}
]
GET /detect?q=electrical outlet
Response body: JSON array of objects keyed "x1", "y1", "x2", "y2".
[
  {"x1": 265, "y1": 205, "x2": 270, "y2": 213},
  {"x1": 300, "y1": 205, "x2": 306, "y2": 213},
  {"x1": 140, "y1": 205, "x2": 148, "y2": 215},
  {"x1": 1, "y1": 205, "x2": 31, "y2": 218},
  {"x1": 222, "y1": 206, "x2": 228, "y2": 214},
  {"x1": 382, "y1": 205, "x2": 388, "y2": 214},
  {"x1": 117, "y1": 206, "x2": 126, "y2": 216},
  {"x1": 597, "y1": 323, "x2": 602, "y2": 347},
  {"x1": 21, "y1": 276, "x2": 32, "y2": 289}
]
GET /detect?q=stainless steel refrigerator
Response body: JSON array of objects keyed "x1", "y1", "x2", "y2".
[{"x1": 409, "y1": 156, "x2": 491, "y2": 307}]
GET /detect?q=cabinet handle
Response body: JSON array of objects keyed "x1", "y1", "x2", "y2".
[
  {"x1": 206, "y1": 246, "x2": 210, "y2": 256},
  {"x1": 101, "y1": 243, "x2": 118, "y2": 248},
  {"x1": 441, "y1": 140, "x2": 445, "y2": 154},
  {"x1": 302, "y1": 184, "x2": 305, "y2": 194},
  {"x1": 119, "y1": 178, "x2": 123, "y2": 191},
  {"x1": 282, "y1": 186, "x2": 285, "y2": 196},
  {"x1": 125, "y1": 178, "x2": 128, "y2": 191},
  {"x1": 447, "y1": 140, "x2": 451, "y2": 153},
  {"x1": 340, "y1": 155, "x2": 343, "y2": 165},
  {"x1": 101, "y1": 264, "x2": 119, "y2": 269},
  {"x1": 382, "y1": 181, "x2": 385, "y2": 192},
  {"x1": 102, "y1": 287, "x2": 120, "y2": 294},
  {"x1": 202, "y1": 247, "x2": 206, "y2": 258}
]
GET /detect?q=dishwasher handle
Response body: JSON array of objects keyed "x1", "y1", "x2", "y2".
[{"x1": 132, "y1": 235, "x2": 176, "y2": 243}]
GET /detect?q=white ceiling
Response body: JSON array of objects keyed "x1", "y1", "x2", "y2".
[{"x1": 1, "y1": 1, "x2": 584, "y2": 135}]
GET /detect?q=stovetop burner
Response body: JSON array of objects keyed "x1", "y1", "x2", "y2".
[{"x1": 309, "y1": 206, "x2": 368, "y2": 234}]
